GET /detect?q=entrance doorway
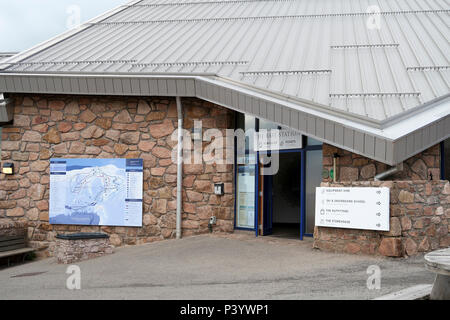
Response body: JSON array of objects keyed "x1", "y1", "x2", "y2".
[{"x1": 261, "y1": 151, "x2": 301, "y2": 239}]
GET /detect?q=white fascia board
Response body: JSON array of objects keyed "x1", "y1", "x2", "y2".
[
  {"x1": 381, "y1": 98, "x2": 450, "y2": 140},
  {"x1": 216, "y1": 75, "x2": 385, "y2": 128},
  {"x1": 202, "y1": 76, "x2": 450, "y2": 142},
  {"x1": 199, "y1": 76, "x2": 393, "y2": 141}
]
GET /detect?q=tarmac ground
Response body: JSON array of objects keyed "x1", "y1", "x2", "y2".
[{"x1": 0, "y1": 233, "x2": 435, "y2": 300}]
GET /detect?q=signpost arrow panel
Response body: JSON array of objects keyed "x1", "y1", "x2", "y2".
[{"x1": 315, "y1": 187, "x2": 390, "y2": 231}]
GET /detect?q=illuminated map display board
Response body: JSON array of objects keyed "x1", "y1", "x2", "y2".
[
  {"x1": 236, "y1": 165, "x2": 255, "y2": 229},
  {"x1": 315, "y1": 187, "x2": 390, "y2": 231},
  {"x1": 49, "y1": 158, "x2": 143, "y2": 227}
]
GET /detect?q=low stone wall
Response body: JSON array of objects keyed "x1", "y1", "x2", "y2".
[
  {"x1": 314, "y1": 180, "x2": 450, "y2": 257},
  {"x1": 55, "y1": 237, "x2": 114, "y2": 264}
]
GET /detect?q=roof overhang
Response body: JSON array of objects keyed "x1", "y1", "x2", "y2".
[{"x1": 0, "y1": 72, "x2": 448, "y2": 165}]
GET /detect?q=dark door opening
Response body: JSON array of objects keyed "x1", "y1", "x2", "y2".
[{"x1": 262, "y1": 151, "x2": 301, "y2": 239}]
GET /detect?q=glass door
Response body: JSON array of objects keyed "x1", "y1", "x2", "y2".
[
  {"x1": 260, "y1": 150, "x2": 302, "y2": 239},
  {"x1": 236, "y1": 165, "x2": 256, "y2": 229},
  {"x1": 234, "y1": 113, "x2": 257, "y2": 230}
]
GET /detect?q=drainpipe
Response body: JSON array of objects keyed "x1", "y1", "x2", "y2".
[
  {"x1": 0, "y1": 97, "x2": 14, "y2": 123},
  {"x1": 374, "y1": 163, "x2": 403, "y2": 181},
  {"x1": 176, "y1": 97, "x2": 183, "y2": 239},
  {"x1": 333, "y1": 153, "x2": 339, "y2": 182}
]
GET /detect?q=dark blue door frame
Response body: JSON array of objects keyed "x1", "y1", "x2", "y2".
[
  {"x1": 233, "y1": 114, "x2": 322, "y2": 239},
  {"x1": 234, "y1": 146, "x2": 322, "y2": 239},
  {"x1": 262, "y1": 173, "x2": 273, "y2": 236},
  {"x1": 255, "y1": 152, "x2": 259, "y2": 237},
  {"x1": 258, "y1": 148, "x2": 304, "y2": 240}
]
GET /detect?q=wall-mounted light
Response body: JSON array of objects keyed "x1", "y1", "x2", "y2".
[{"x1": 2, "y1": 163, "x2": 14, "y2": 175}]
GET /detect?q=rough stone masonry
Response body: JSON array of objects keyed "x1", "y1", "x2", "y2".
[
  {"x1": 0, "y1": 95, "x2": 235, "y2": 257},
  {"x1": 0, "y1": 94, "x2": 448, "y2": 259},
  {"x1": 55, "y1": 237, "x2": 114, "y2": 264},
  {"x1": 314, "y1": 180, "x2": 450, "y2": 257}
]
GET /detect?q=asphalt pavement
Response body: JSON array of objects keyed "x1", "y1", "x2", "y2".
[{"x1": 0, "y1": 233, "x2": 434, "y2": 299}]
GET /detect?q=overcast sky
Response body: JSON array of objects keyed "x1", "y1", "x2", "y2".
[{"x1": 0, "y1": 0, "x2": 129, "y2": 52}]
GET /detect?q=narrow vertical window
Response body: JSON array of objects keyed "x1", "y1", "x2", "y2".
[{"x1": 235, "y1": 113, "x2": 256, "y2": 229}]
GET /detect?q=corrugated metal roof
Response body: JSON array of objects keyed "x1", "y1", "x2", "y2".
[
  {"x1": 1, "y1": 0, "x2": 448, "y2": 123},
  {"x1": 0, "y1": 0, "x2": 449, "y2": 164}
]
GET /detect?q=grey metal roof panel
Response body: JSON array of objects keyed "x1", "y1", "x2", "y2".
[
  {"x1": 0, "y1": 0, "x2": 449, "y2": 158},
  {"x1": 1, "y1": 0, "x2": 448, "y2": 122}
]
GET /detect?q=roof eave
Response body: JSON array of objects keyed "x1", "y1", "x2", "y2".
[{"x1": 0, "y1": 71, "x2": 448, "y2": 165}]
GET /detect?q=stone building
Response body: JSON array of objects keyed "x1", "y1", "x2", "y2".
[{"x1": 0, "y1": 0, "x2": 449, "y2": 257}]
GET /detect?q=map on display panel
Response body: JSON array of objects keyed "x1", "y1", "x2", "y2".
[{"x1": 49, "y1": 158, "x2": 143, "y2": 227}]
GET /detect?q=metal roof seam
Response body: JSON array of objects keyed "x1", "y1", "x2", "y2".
[
  {"x1": 406, "y1": 0, "x2": 449, "y2": 64},
  {"x1": 0, "y1": 60, "x2": 137, "y2": 65},
  {"x1": 329, "y1": 92, "x2": 421, "y2": 97},
  {"x1": 379, "y1": 1, "x2": 423, "y2": 107},
  {"x1": 394, "y1": 6, "x2": 437, "y2": 96},
  {"x1": 215, "y1": 19, "x2": 261, "y2": 77},
  {"x1": 87, "y1": 9, "x2": 450, "y2": 25},
  {"x1": 231, "y1": 2, "x2": 280, "y2": 81},
  {"x1": 127, "y1": 23, "x2": 189, "y2": 68},
  {"x1": 330, "y1": 43, "x2": 400, "y2": 48},
  {"x1": 240, "y1": 70, "x2": 332, "y2": 75},
  {"x1": 177, "y1": 5, "x2": 243, "y2": 74},
  {"x1": 264, "y1": 0, "x2": 298, "y2": 89},
  {"x1": 133, "y1": 0, "x2": 298, "y2": 7},
  {"x1": 349, "y1": 4, "x2": 369, "y2": 118},
  {"x1": 407, "y1": 66, "x2": 450, "y2": 71}
]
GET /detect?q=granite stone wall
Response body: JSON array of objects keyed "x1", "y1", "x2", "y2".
[
  {"x1": 0, "y1": 95, "x2": 235, "y2": 256},
  {"x1": 55, "y1": 237, "x2": 114, "y2": 264},
  {"x1": 314, "y1": 181, "x2": 450, "y2": 257},
  {"x1": 322, "y1": 143, "x2": 441, "y2": 182}
]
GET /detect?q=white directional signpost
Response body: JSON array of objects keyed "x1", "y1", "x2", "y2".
[{"x1": 315, "y1": 187, "x2": 390, "y2": 231}]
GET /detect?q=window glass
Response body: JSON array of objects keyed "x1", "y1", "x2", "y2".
[
  {"x1": 305, "y1": 149, "x2": 323, "y2": 234},
  {"x1": 307, "y1": 137, "x2": 323, "y2": 146},
  {"x1": 259, "y1": 119, "x2": 280, "y2": 131},
  {"x1": 236, "y1": 165, "x2": 256, "y2": 229},
  {"x1": 235, "y1": 113, "x2": 256, "y2": 229},
  {"x1": 444, "y1": 139, "x2": 450, "y2": 181},
  {"x1": 236, "y1": 113, "x2": 256, "y2": 164}
]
